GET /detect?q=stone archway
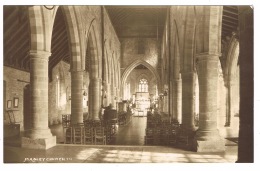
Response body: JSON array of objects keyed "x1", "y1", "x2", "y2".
[
  {"x1": 223, "y1": 34, "x2": 240, "y2": 137},
  {"x1": 121, "y1": 59, "x2": 161, "y2": 99},
  {"x1": 85, "y1": 26, "x2": 102, "y2": 120}
]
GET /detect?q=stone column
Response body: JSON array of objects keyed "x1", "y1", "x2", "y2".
[
  {"x1": 22, "y1": 50, "x2": 56, "y2": 150},
  {"x1": 158, "y1": 92, "x2": 164, "y2": 112},
  {"x1": 89, "y1": 78, "x2": 101, "y2": 120},
  {"x1": 103, "y1": 82, "x2": 111, "y2": 107},
  {"x1": 169, "y1": 80, "x2": 173, "y2": 117},
  {"x1": 194, "y1": 53, "x2": 225, "y2": 152},
  {"x1": 163, "y1": 90, "x2": 168, "y2": 113},
  {"x1": 112, "y1": 86, "x2": 117, "y2": 109},
  {"x1": 173, "y1": 78, "x2": 182, "y2": 123},
  {"x1": 71, "y1": 70, "x2": 83, "y2": 124},
  {"x1": 225, "y1": 83, "x2": 231, "y2": 127},
  {"x1": 115, "y1": 87, "x2": 120, "y2": 110},
  {"x1": 117, "y1": 88, "x2": 120, "y2": 102},
  {"x1": 237, "y1": 6, "x2": 253, "y2": 163},
  {"x1": 181, "y1": 72, "x2": 195, "y2": 131},
  {"x1": 110, "y1": 84, "x2": 114, "y2": 107}
]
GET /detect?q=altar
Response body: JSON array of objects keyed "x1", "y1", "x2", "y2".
[{"x1": 134, "y1": 92, "x2": 150, "y2": 116}]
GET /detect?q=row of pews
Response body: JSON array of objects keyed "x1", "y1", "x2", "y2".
[
  {"x1": 62, "y1": 115, "x2": 118, "y2": 145},
  {"x1": 144, "y1": 112, "x2": 190, "y2": 146}
]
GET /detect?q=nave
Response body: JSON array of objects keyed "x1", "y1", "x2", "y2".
[{"x1": 3, "y1": 5, "x2": 253, "y2": 163}]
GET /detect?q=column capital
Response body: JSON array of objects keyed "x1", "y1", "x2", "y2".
[
  {"x1": 29, "y1": 50, "x2": 51, "y2": 59},
  {"x1": 195, "y1": 52, "x2": 221, "y2": 62}
]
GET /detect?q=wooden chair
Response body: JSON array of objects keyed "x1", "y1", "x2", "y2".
[
  {"x1": 64, "y1": 127, "x2": 73, "y2": 144},
  {"x1": 73, "y1": 124, "x2": 83, "y2": 144},
  {"x1": 62, "y1": 114, "x2": 71, "y2": 143},
  {"x1": 92, "y1": 120, "x2": 103, "y2": 127},
  {"x1": 104, "y1": 125, "x2": 111, "y2": 144},
  {"x1": 145, "y1": 128, "x2": 154, "y2": 145},
  {"x1": 176, "y1": 126, "x2": 189, "y2": 146},
  {"x1": 161, "y1": 127, "x2": 171, "y2": 145},
  {"x1": 169, "y1": 127, "x2": 178, "y2": 145},
  {"x1": 94, "y1": 126, "x2": 106, "y2": 145},
  {"x1": 83, "y1": 127, "x2": 93, "y2": 144},
  {"x1": 62, "y1": 114, "x2": 71, "y2": 128},
  {"x1": 153, "y1": 128, "x2": 162, "y2": 145},
  {"x1": 84, "y1": 120, "x2": 93, "y2": 128}
]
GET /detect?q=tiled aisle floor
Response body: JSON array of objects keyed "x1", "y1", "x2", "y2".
[
  {"x1": 114, "y1": 116, "x2": 146, "y2": 145},
  {"x1": 4, "y1": 144, "x2": 237, "y2": 163}
]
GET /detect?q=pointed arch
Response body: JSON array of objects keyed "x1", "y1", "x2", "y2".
[
  {"x1": 85, "y1": 27, "x2": 100, "y2": 78},
  {"x1": 224, "y1": 35, "x2": 239, "y2": 85},
  {"x1": 182, "y1": 6, "x2": 196, "y2": 72},
  {"x1": 62, "y1": 6, "x2": 84, "y2": 71},
  {"x1": 195, "y1": 6, "x2": 223, "y2": 55},
  {"x1": 104, "y1": 48, "x2": 109, "y2": 83},
  {"x1": 121, "y1": 60, "x2": 161, "y2": 97},
  {"x1": 136, "y1": 73, "x2": 149, "y2": 84},
  {"x1": 28, "y1": 6, "x2": 55, "y2": 52}
]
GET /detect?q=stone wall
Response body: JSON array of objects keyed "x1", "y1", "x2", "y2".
[
  {"x1": 3, "y1": 66, "x2": 30, "y2": 130},
  {"x1": 104, "y1": 8, "x2": 121, "y2": 61},
  {"x1": 121, "y1": 38, "x2": 159, "y2": 71},
  {"x1": 48, "y1": 61, "x2": 71, "y2": 125}
]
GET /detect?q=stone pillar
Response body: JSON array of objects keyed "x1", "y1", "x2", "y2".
[
  {"x1": 169, "y1": 80, "x2": 173, "y2": 117},
  {"x1": 117, "y1": 88, "x2": 120, "y2": 102},
  {"x1": 89, "y1": 78, "x2": 101, "y2": 120},
  {"x1": 110, "y1": 84, "x2": 114, "y2": 107},
  {"x1": 70, "y1": 70, "x2": 83, "y2": 124},
  {"x1": 225, "y1": 83, "x2": 231, "y2": 127},
  {"x1": 115, "y1": 87, "x2": 120, "y2": 110},
  {"x1": 103, "y1": 82, "x2": 111, "y2": 107},
  {"x1": 173, "y1": 78, "x2": 182, "y2": 123},
  {"x1": 237, "y1": 6, "x2": 253, "y2": 163},
  {"x1": 107, "y1": 83, "x2": 111, "y2": 105},
  {"x1": 21, "y1": 50, "x2": 56, "y2": 150},
  {"x1": 194, "y1": 53, "x2": 225, "y2": 152},
  {"x1": 181, "y1": 72, "x2": 195, "y2": 131},
  {"x1": 158, "y1": 92, "x2": 164, "y2": 112},
  {"x1": 163, "y1": 90, "x2": 168, "y2": 113},
  {"x1": 112, "y1": 86, "x2": 117, "y2": 109}
]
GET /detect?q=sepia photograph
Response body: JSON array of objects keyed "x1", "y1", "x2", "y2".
[{"x1": 1, "y1": 0, "x2": 258, "y2": 169}]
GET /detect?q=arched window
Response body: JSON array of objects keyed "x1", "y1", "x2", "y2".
[
  {"x1": 139, "y1": 79, "x2": 148, "y2": 92},
  {"x1": 56, "y1": 75, "x2": 60, "y2": 108}
]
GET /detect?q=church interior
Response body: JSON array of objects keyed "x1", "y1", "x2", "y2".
[{"x1": 2, "y1": 5, "x2": 253, "y2": 163}]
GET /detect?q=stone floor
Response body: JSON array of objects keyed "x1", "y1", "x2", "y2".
[
  {"x1": 3, "y1": 117, "x2": 238, "y2": 163},
  {"x1": 4, "y1": 144, "x2": 238, "y2": 163}
]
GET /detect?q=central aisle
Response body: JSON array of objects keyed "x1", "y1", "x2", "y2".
[{"x1": 114, "y1": 116, "x2": 147, "y2": 145}]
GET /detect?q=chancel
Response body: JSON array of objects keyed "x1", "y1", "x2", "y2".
[{"x1": 3, "y1": 5, "x2": 253, "y2": 163}]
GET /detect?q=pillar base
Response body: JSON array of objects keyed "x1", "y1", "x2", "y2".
[
  {"x1": 21, "y1": 136, "x2": 56, "y2": 150},
  {"x1": 193, "y1": 137, "x2": 225, "y2": 152}
]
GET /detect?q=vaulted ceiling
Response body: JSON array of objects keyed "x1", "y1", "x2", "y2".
[{"x1": 3, "y1": 5, "x2": 238, "y2": 79}]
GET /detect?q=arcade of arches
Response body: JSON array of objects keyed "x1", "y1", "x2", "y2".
[{"x1": 3, "y1": 6, "x2": 253, "y2": 163}]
